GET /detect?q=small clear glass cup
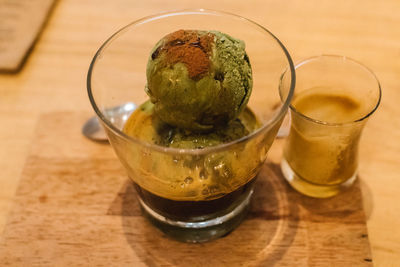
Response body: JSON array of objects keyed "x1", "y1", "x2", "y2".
[
  {"x1": 281, "y1": 55, "x2": 381, "y2": 198},
  {"x1": 87, "y1": 9, "x2": 295, "y2": 242}
]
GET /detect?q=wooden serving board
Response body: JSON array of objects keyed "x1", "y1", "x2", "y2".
[{"x1": 0, "y1": 112, "x2": 372, "y2": 266}]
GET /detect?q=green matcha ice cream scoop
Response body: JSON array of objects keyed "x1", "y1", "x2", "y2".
[
  {"x1": 146, "y1": 29, "x2": 253, "y2": 132},
  {"x1": 123, "y1": 101, "x2": 260, "y2": 149}
]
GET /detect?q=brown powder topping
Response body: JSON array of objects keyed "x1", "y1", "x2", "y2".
[{"x1": 152, "y1": 30, "x2": 215, "y2": 80}]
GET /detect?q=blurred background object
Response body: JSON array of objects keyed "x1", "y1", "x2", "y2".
[{"x1": 0, "y1": 0, "x2": 57, "y2": 72}]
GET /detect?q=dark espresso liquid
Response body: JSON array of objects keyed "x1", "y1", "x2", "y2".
[{"x1": 134, "y1": 178, "x2": 256, "y2": 222}]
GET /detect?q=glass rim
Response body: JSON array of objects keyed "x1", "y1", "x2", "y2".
[
  {"x1": 87, "y1": 8, "x2": 296, "y2": 154},
  {"x1": 289, "y1": 54, "x2": 382, "y2": 126}
]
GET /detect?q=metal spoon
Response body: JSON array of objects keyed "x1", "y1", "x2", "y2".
[{"x1": 82, "y1": 102, "x2": 136, "y2": 142}]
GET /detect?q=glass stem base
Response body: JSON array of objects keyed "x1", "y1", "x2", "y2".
[
  {"x1": 137, "y1": 189, "x2": 253, "y2": 243},
  {"x1": 280, "y1": 158, "x2": 357, "y2": 198}
]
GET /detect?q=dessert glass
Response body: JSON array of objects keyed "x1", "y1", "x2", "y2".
[
  {"x1": 87, "y1": 9, "x2": 295, "y2": 242},
  {"x1": 281, "y1": 55, "x2": 381, "y2": 198}
]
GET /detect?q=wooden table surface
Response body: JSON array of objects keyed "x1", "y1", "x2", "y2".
[{"x1": 0, "y1": 0, "x2": 399, "y2": 265}]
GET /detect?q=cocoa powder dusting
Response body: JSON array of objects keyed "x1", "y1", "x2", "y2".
[{"x1": 156, "y1": 30, "x2": 214, "y2": 80}]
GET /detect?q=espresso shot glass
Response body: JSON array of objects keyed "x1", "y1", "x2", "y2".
[{"x1": 281, "y1": 55, "x2": 381, "y2": 198}]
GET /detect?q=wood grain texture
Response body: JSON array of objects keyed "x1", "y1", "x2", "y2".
[
  {"x1": 0, "y1": 0, "x2": 399, "y2": 265},
  {"x1": 0, "y1": 112, "x2": 372, "y2": 266},
  {"x1": 0, "y1": 0, "x2": 57, "y2": 72}
]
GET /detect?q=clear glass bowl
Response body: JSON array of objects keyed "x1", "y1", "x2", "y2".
[{"x1": 87, "y1": 9, "x2": 295, "y2": 242}]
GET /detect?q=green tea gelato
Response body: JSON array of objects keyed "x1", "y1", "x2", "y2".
[
  {"x1": 124, "y1": 101, "x2": 259, "y2": 149},
  {"x1": 146, "y1": 29, "x2": 253, "y2": 132},
  {"x1": 122, "y1": 30, "x2": 260, "y2": 202}
]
